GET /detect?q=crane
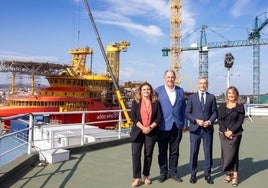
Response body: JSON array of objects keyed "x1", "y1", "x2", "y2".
[
  {"x1": 105, "y1": 41, "x2": 130, "y2": 83},
  {"x1": 83, "y1": 0, "x2": 131, "y2": 128},
  {"x1": 163, "y1": 12, "x2": 268, "y2": 103},
  {"x1": 162, "y1": 0, "x2": 182, "y2": 85},
  {"x1": 248, "y1": 12, "x2": 268, "y2": 103}
]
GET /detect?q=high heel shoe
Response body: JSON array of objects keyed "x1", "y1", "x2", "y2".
[
  {"x1": 232, "y1": 177, "x2": 238, "y2": 187},
  {"x1": 224, "y1": 172, "x2": 232, "y2": 183},
  {"x1": 131, "y1": 178, "x2": 142, "y2": 187},
  {"x1": 144, "y1": 176, "x2": 152, "y2": 185}
]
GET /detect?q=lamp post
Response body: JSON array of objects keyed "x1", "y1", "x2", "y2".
[{"x1": 224, "y1": 53, "x2": 234, "y2": 88}]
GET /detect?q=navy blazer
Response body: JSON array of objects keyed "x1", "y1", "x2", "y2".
[
  {"x1": 155, "y1": 85, "x2": 186, "y2": 130},
  {"x1": 185, "y1": 92, "x2": 218, "y2": 133}
]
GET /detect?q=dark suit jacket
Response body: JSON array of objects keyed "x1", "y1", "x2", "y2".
[
  {"x1": 130, "y1": 100, "x2": 162, "y2": 141},
  {"x1": 185, "y1": 92, "x2": 218, "y2": 133}
]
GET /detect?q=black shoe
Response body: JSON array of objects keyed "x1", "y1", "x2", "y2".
[
  {"x1": 158, "y1": 175, "x2": 168, "y2": 183},
  {"x1": 205, "y1": 175, "x2": 214, "y2": 184},
  {"x1": 189, "y1": 175, "x2": 197, "y2": 184},
  {"x1": 170, "y1": 175, "x2": 183, "y2": 183}
]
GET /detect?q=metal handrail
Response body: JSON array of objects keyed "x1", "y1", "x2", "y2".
[{"x1": 0, "y1": 108, "x2": 130, "y2": 166}]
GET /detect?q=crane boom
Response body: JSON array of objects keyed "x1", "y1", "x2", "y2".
[{"x1": 83, "y1": 0, "x2": 131, "y2": 127}]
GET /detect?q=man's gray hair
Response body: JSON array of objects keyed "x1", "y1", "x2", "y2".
[{"x1": 164, "y1": 70, "x2": 176, "y2": 77}]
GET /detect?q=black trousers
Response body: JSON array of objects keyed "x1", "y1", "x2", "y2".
[
  {"x1": 158, "y1": 123, "x2": 183, "y2": 176},
  {"x1": 131, "y1": 134, "x2": 157, "y2": 178}
]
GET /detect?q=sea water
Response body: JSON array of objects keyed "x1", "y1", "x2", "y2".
[{"x1": 0, "y1": 136, "x2": 27, "y2": 167}]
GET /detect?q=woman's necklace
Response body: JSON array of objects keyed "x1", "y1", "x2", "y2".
[{"x1": 227, "y1": 101, "x2": 236, "y2": 109}]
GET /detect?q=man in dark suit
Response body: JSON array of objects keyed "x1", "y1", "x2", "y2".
[
  {"x1": 155, "y1": 70, "x2": 186, "y2": 183},
  {"x1": 185, "y1": 76, "x2": 218, "y2": 184}
]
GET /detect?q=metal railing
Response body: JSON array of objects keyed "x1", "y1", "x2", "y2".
[
  {"x1": 0, "y1": 128, "x2": 28, "y2": 158},
  {"x1": 244, "y1": 104, "x2": 268, "y2": 117},
  {"x1": 0, "y1": 109, "x2": 130, "y2": 166}
]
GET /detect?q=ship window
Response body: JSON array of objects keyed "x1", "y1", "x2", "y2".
[
  {"x1": 52, "y1": 92, "x2": 54, "y2": 96},
  {"x1": 73, "y1": 92, "x2": 75, "y2": 96},
  {"x1": 67, "y1": 80, "x2": 71, "y2": 85},
  {"x1": 65, "y1": 92, "x2": 67, "y2": 96},
  {"x1": 73, "y1": 80, "x2": 77, "y2": 85}
]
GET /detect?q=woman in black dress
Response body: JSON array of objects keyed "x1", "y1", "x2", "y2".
[{"x1": 218, "y1": 86, "x2": 245, "y2": 187}]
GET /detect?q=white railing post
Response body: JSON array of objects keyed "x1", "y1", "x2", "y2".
[
  {"x1": 81, "y1": 112, "x2": 86, "y2": 145},
  {"x1": 28, "y1": 114, "x2": 33, "y2": 154}
]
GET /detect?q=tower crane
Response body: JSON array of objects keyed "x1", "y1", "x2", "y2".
[
  {"x1": 162, "y1": 12, "x2": 268, "y2": 103},
  {"x1": 162, "y1": 0, "x2": 182, "y2": 85}
]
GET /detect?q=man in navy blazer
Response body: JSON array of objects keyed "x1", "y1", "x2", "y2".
[
  {"x1": 155, "y1": 70, "x2": 186, "y2": 183},
  {"x1": 185, "y1": 76, "x2": 218, "y2": 184}
]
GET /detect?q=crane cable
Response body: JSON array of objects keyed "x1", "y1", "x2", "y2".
[{"x1": 83, "y1": 0, "x2": 131, "y2": 128}]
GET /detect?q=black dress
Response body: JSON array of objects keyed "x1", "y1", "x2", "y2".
[{"x1": 217, "y1": 103, "x2": 245, "y2": 172}]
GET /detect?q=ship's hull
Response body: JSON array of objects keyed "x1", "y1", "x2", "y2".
[{"x1": 0, "y1": 100, "x2": 120, "y2": 130}]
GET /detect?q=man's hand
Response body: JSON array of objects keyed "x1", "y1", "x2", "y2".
[{"x1": 196, "y1": 119, "x2": 204, "y2": 126}]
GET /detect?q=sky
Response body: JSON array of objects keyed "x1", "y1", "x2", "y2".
[{"x1": 1, "y1": 0, "x2": 268, "y2": 95}]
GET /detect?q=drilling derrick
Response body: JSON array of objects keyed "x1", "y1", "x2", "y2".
[{"x1": 170, "y1": 0, "x2": 182, "y2": 85}]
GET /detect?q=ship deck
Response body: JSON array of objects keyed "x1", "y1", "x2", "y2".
[{"x1": 2, "y1": 116, "x2": 268, "y2": 188}]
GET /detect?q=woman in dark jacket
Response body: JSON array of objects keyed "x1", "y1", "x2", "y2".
[
  {"x1": 218, "y1": 86, "x2": 245, "y2": 187},
  {"x1": 130, "y1": 82, "x2": 162, "y2": 187}
]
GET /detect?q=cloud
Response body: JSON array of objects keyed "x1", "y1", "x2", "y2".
[
  {"x1": 0, "y1": 50, "x2": 58, "y2": 62},
  {"x1": 230, "y1": 0, "x2": 250, "y2": 17},
  {"x1": 97, "y1": 19, "x2": 164, "y2": 37},
  {"x1": 86, "y1": 0, "x2": 181, "y2": 40},
  {"x1": 103, "y1": 0, "x2": 169, "y2": 18}
]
